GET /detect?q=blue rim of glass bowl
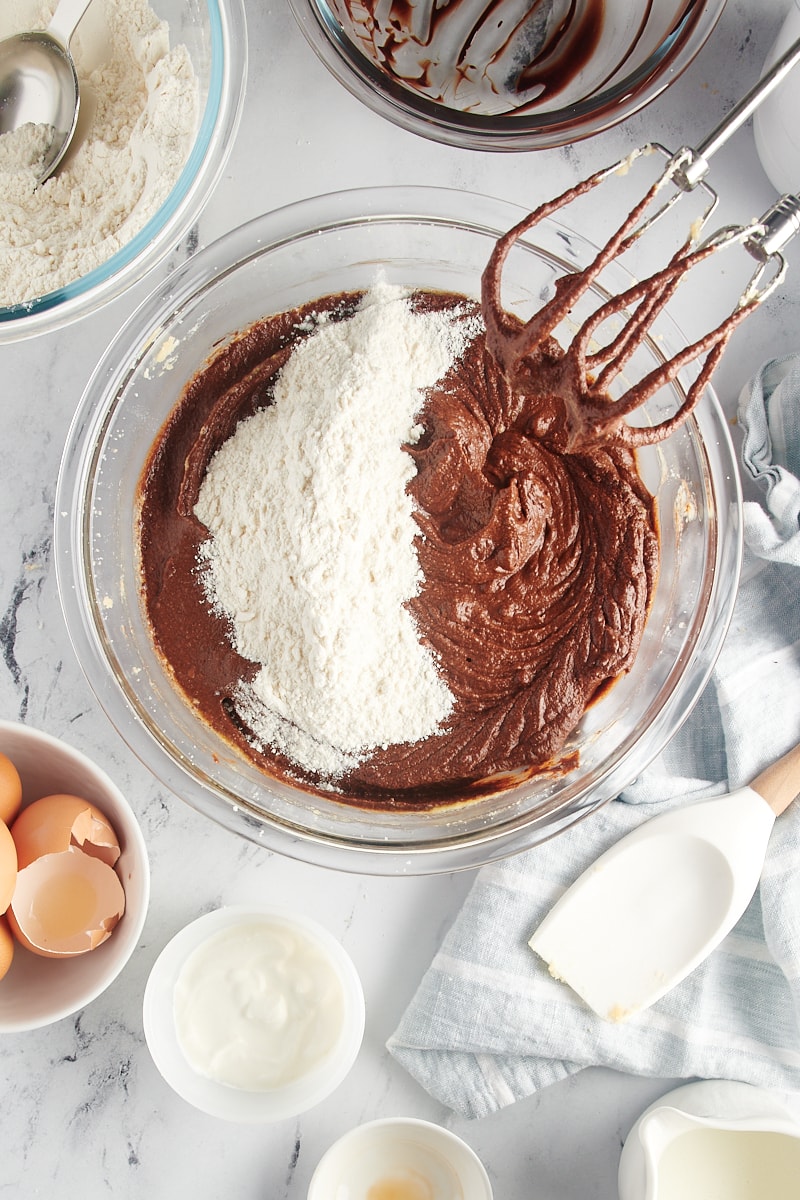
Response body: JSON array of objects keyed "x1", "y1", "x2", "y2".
[{"x1": 0, "y1": 0, "x2": 246, "y2": 329}]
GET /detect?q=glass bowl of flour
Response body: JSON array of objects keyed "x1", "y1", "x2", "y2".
[
  {"x1": 0, "y1": 0, "x2": 247, "y2": 341},
  {"x1": 54, "y1": 186, "x2": 742, "y2": 874}
]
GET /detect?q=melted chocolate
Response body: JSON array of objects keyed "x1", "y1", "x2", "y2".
[{"x1": 336, "y1": 0, "x2": 706, "y2": 118}]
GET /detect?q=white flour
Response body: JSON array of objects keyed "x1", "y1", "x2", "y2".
[
  {"x1": 0, "y1": 0, "x2": 198, "y2": 306},
  {"x1": 195, "y1": 282, "x2": 482, "y2": 779},
  {"x1": 0, "y1": 123, "x2": 55, "y2": 174}
]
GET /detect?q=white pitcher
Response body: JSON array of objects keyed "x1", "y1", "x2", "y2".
[{"x1": 618, "y1": 1080, "x2": 800, "y2": 1200}]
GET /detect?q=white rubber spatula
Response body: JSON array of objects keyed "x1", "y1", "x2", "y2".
[{"x1": 528, "y1": 742, "x2": 800, "y2": 1021}]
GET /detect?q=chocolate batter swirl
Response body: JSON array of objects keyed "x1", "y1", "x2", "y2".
[
  {"x1": 350, "y1": 322, "x2": 658, "y2": 794},
  {"x1": 138, "y1": 289, "x2": 658, "y2": 807}
]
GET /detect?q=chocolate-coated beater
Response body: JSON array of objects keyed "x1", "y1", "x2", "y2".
[{"x1": 483, "y1": 38, "x2": 800, "y2": 451}]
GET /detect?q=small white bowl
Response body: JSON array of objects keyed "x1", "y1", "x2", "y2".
[
  {"x1": 143, "y1": 905, "x2": 365, "y2": 1122},
  {"x1": 0, "y1": 719, "x2": 150, "y2": 1032},
  {"x1": 308, "y1": 1118, "x2": 493, "y2": 1200}
]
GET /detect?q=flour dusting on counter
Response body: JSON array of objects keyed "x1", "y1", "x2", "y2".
[{"x1": 0, "y1": 0, "x2": 199, "y2": 306}]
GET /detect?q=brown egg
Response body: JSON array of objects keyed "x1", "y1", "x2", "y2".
[
  {"x1": 7, "y1": 847, "x2": 125, "y2": 958},
  {"x1": 0, "y1": 913, "x2": 14, "y2": 980},
  {"x1": 0, "y1": 820, "x2": 17, "y2": 915},
  {"x1": 11, "y1": 794, "x2": 121, "y2": 871},
  {"x1": 0, "y1": 752, "x2": 22, "y2": 826}
]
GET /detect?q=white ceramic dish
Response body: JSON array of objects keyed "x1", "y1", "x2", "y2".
[
  {"x1": 754, "y1": 1, "x2": 800, "y2": 195},
  {"x1": 143, "y1": 904, "x2": 365, "y2": 1122},
  {"x1": 308, "y1": 1117, "x2": 493, "y2": 1200},
  {"x1": 0, "y1": 719, "x2": 150, "y2": 1032},
  {"x1": 618, "y1": 1080, "x2": 800, "y2": 1200}
]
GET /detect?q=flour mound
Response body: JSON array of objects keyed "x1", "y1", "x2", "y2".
[
  {"x1": 0, "y1": 0, "x2": 199, "y2": 307},
  {"x1": 195, "y1": 282, "x2": 482, "y2": 779}
]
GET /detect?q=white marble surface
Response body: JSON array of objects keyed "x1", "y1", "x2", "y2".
[{"x1": 1, "y1": 1, "x2": 799, "y2": 1197}]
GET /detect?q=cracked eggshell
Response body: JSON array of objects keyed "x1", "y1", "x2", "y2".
[
  {"x1": 10, "y1": 793, "x2": 121, "y2": 870},
  {"x1": 7, "y1": 845, "x2": 126, "y2": 959}
]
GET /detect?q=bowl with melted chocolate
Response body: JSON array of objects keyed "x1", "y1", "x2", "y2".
[
  {"x1": 55, "y1": 186, "x2": 741, "y2": 874},
  {"x1": 287, "y1": 0, "x2": 727, "y2": 150}
]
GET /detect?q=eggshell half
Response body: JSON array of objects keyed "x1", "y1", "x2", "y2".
[
  {"x1": 11, "y1": 794, "x2": 121, "y2": 871},
  {"x1": 0, "y1": 753, "x2": 22, "y2": 826},
  {"x1": 7, "y1": 846, "x2": 125, "y2": 958},
  {"x1": 0, "y1": 820, "x2": 17, "y2": 914},
  {"x1": 0, "y1": 914, "x2": 14, "y2": 980}
]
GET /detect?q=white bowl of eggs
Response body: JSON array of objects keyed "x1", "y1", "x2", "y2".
[{"x1": 0, "y1": 719, "x2": 150, "y2": 1032}]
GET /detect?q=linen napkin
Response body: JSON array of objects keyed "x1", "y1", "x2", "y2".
[{"x1": 387, "y1": 356, "x2": 800, "y2": 1120}]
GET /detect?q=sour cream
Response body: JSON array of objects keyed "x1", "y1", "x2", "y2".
[{"x1": 173, "y1": 916, "x2": 346, "y2": 1092}]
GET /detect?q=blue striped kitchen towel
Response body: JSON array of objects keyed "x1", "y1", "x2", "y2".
[{"x1": 387, "y1": 356, "x2": 800, "y2": 1119}]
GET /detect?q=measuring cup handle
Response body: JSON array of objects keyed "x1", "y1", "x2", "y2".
[{"x1": 47, "y1": 0, "x2": 95, "y2": 50}]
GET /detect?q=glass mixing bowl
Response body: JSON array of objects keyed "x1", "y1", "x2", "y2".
[
  {"x1": 55, "y1": 186, "x2": 742, "y2": 875},
  {"x1": 288, "y1": 0, "x2": 726, "y2": 150},
  {"x1": 0, "y1": 0, "x2": 247, "y2": 342}
]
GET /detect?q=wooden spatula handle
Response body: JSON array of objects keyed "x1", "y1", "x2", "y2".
[{"x1": 750, "y1": 742, "x2": 800, "y2": 817}]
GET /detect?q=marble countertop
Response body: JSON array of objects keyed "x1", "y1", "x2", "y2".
[{"x1": 2, "y1": 1, "x2": 800, "y2": 1197}]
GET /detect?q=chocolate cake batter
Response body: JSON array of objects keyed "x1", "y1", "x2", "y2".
[{"x1": 137, "y1": 288, "x2": 658, "y2": 807}]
